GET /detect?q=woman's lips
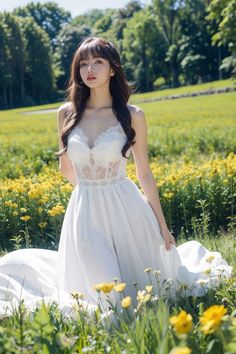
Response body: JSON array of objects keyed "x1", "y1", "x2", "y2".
[{"x1": 87, "y1": 77, "x2": 96, "y2": 80}]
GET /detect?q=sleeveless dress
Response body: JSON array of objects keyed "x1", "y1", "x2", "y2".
[{"x1": 0, "y1": 119, "x2": 233, "y2": 318}]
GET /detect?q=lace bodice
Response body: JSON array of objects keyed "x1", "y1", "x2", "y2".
[{"x1": 67, "y1": 121, "x2": 131, "y2": 186}]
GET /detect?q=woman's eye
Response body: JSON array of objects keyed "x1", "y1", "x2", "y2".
[
  {"x1": 80, "y1": 63, "x2": 86, "y2": 67},
  {"x1": 95, "y1": 60, "x2": 102, "y2": 64}
]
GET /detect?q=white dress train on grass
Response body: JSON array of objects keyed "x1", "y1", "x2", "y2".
[{"x1": 0, "y1": 120, "x2": 232, "y2": 318}]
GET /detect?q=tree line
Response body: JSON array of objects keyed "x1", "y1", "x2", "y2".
[{"x1": 0, "y1": 0, "x2": 235, "y2": 109}]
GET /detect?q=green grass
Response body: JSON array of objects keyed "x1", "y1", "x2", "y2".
[
  {"x1": 0, "y1": 232, "x2": 235, "y2": 353},
  {"x1": 0, "y1": 89, "x2": 235, "y2": 180},
  {"x1": 0, "y1": 80, "x2": 235, "y2": 353},
  {"x1": 130, "y1": 78, "x2": 236, "y2": 103}
]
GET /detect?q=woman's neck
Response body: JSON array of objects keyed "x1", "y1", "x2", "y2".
[{"x1": 86, "y1": 87, "x2": 113, "y2": 110}]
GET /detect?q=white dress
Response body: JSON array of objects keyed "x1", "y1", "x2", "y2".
[{"x1": 0, "y1": 120, "x2": 233, "y2": 318}]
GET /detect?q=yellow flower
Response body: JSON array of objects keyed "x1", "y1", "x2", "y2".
[
  {"x1": 92, "y1": 282, "x2": 115, "y2": 294},
  {"x1": 137, "y1": 290, "x2": 151, "y2": 303},
  {"x1": 20, "y1": 215, "x2": 31, "y2": 222},
  {"x1": 169, "y1": 310, "x2": 193, "y2": 335},
  {"x1": 163, "y1": 192, "x2": 174, "y2": 199},
  {"x1": 203, "y1": 268, "x2": 211, "y2": 276},
  {"x1": 12, "y1": 211, "x2": 18, "y2": 216},
  {"x1": 28, "y1": 189, "x2": 41, "y2": 199},
  {"x1": 169, "y1": 346, "x2": 192, "y2": 354},
  {"x1": 38, "y1": 207, "x2": 43, "y2": 213},
  {"x1": 20, "y1": 207, "x2": 27, "y2": 213},
  {"x1": 200, "y1": 305, "x2": 227, "y2": 334},
  {"x1": 121, "y1": 296, "x2": 132, "y2": 308},
  {"x1": 146, "y1": 285, "x2": 153, "y2": 293},
  {"x1": 206, "y1": 255, "x2": 215, "y2": 263},
  {"x1": 38, "y1": 221, "x2": 47, "y2": 228},
  {"x1": 144, "y1": 267, "x2": 152, "y2": 273},
  {"x1": 114, "y1": 283, "x2": 126, "y2": 292},
  {"x1": 48, "y1": 204, "x2": 65, "y2": 217}
]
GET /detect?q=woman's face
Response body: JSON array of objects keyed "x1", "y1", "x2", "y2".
[{"x1": 79, "y1": 54, "x2": 115, "y2": 88}]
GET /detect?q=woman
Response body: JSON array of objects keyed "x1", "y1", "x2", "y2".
[{"x1": 0, "y1": 36, "x2": 232, "y2": 317}]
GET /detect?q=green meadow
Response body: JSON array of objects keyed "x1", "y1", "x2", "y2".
[{"x1": 0, "y1": 80, "x2": 235, "y2": 353}]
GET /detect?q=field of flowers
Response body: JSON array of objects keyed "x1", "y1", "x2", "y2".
[
  {"x1": 0, "y1": 84, "x2": 235, "y2": 250},
  {"x1": 0, "y1": 80, "x2": 235, "y2": 353},
  {"x1": 0, "y1": 153, "x2": 235, "y2": 251}
]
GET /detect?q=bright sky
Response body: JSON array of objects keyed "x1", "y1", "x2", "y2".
[{"x1": 0, "y1": 0, "x2": 152, "y2": 17}]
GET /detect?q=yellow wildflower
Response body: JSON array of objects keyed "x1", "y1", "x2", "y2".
[
  {"x1": 163, "y1": 192, "x2": 174, "y2": 199},
  {"x1": 20, "y1": 207, "x2": 27, "y2": 213},
  {"x1": 20, "y1": 215, "x2": 31, "y2": 222},
  {"x1": 28, "y1": 189, "x2": 41, "y2": 199},
  {"x1": 12, "y1": 211, "x2": 18, "y2": 216},
  {"x1": 92, "y1": 282, "x2": 115, "y2": 294},
  {"x1": 39, "y1": 222, "x2": 47, "y2": 228},
  {"x1": 169, "y1": 346, "x2": 192, "y2": 354},
  {"x1": 38, "y1": 207, "x2": 43, "y2": 213},
  {"x1": 169, "y1": 310, "x2": 193, "y2": 335},
  {"x1": 114, "y1": 283, "x2": 126, "y2": 292},
  {"x1": 137, "y1": 290, "x2": 151, "y2": 303},
  {"x1": 203, "y1": 268, "x2": 211, "y2": 276},
  {"x1": 206, "y1": 255, "x2": 215, "y2": 263},
  {"x1": 144, "y1": 267, "x2": 152, "y2": 273},
  {"x1": 48, "y1": 204, "x2": 65, "y2": 217},
  {"x1": 200, "y1": 305, "x2": 227, "y2": 334},
  {"x1": 121, "y1": 296, "x2": 132, "y2": 308},
  {"x1": 146, "y1": 285, "x2": 153, "y2": 293}
]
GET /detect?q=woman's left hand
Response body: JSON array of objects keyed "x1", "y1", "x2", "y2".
[{"x1": 161, "y1": 227, "x2": 176, "y2": 250}]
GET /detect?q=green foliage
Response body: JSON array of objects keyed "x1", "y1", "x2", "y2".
[
  {"x1": 206, "y1": 0, "x2": 236, "y2": 53},
  {"x1": 123, "y1": 7, "x2": 167, "y2": 92},
  {"x1": 53, "y1": 24, "x2": 92, "y2": 89},
  {"x1": 13, "y1": 1, "x2": 71, "y2": 48},
  {"x1": 0, "y1": 245, "x2": 235, "y2": 353}
]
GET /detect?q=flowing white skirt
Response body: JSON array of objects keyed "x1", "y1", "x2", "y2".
[{"x1": 0, "y1": 177, "x2": 232, "y2": 318}]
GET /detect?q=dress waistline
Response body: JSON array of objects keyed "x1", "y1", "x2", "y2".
[{"x1": 77, "y1": 175, "x2": 127, "y2": 187}]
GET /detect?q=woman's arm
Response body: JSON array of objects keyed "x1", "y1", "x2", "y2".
[
  {"x1": 129, "y1": 105, "x2": 176, "y2": 250},
  {"x1": 57, "y1": 104, "x2": 78, "y2": 188}
]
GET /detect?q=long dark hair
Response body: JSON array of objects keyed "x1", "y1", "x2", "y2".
[{"x1": 55, "y1": 36, "x2": 136, "y2": 159}]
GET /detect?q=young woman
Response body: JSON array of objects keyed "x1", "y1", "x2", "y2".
[
  {"x1": 0, "y1": 36, "x2": 232, "y2": 317},
  {"x1": 54, "y1": 36, "x2": 232, "y2": 310}
]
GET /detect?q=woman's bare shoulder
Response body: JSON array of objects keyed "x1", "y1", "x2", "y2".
[
  {"x1": 58, "y1": 101, "x2": 73, "y2": 115},
  {"x1": 127, "y1": 104, "x2": 145, "y2": 126},
  {"x1": 57, "y1": 102, "x2": 74, "y2": 126}
]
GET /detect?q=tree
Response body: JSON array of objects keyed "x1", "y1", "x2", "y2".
[
  {"x1": 152, "y1": 0, "x2": 184, "y2": 87},
  {"x1": 177, "y1": 0, "x2": 225, "y2": 83},
  {"x1": 123, "y1": 9, "x2": 167, "y2": 92},
  {"x1": 0, "y1": 16, "x2": 11, "y2": 107},
  {"x1": 20, "y1": 17, "x2": 56, "y2": 103},
  {"x1": 14, "y1": 2, "x2": 71, "y2": 48},
  {"x1": 54, "y1": 25, "x2": 92, "y2": 89},
  {"x1": 1, "y1": 13, "x2": 25, "y2": 107},
  {"x1": 206, "y1": 0, "x2": 236, "y2": 76}
]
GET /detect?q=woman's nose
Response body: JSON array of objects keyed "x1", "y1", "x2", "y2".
[{"x1": 88, "y1": 65, "x2": 94, "y2": 72}]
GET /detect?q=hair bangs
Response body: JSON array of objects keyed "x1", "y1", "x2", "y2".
[{"x1": 78, "y1": 40, "x2": 110, "y2": 63}]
